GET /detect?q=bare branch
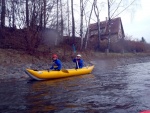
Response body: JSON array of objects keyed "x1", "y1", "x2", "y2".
[
  {"x1": 113, "y1": 0, "x2": 137, "y2": 18},
  {"x1": 110, "y1": 0, "x2": 123, "y2": 18}
]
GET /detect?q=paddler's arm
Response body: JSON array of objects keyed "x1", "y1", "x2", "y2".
[
  {"x1": 49, "y1": 64, "x2": 54, "y2": 71},
  {"x1": 79, "y1": 59, "x2": 84, "y2": 68},
  {"x1": 72, "y1": 58, "x2": 76, "y2": 62}
]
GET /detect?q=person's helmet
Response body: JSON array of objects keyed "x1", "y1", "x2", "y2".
[
  {"x1": 76, "y1": 54, "x2": 81, "y2": 57},
  {"x1": 52, "y1": 54, "x2": 58, "y2": 58}
]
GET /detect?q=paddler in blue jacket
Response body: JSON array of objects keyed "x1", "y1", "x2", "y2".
[
  {"x1": 49, "y1": 54, "x2": 62, "y2": 71},
  {"x1": 72, "y1": 54, "x2": 84, "y2": 69}
]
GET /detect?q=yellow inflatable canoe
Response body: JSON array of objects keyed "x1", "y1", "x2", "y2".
[{"x1": 25, "y1": 65, "x2": 94, "y2": 80}]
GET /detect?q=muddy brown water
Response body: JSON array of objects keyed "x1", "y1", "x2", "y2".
[{"x1": 0, "y1": 57, "x2": 150, "y2": 113}]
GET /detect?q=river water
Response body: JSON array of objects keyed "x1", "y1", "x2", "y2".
[{"x1": 0, "y1": 57, "x2": 150, "y2": 113}]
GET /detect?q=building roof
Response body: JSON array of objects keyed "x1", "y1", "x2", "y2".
[{"x1": 89, "y1": 17, "x2": 125, "y2": 38}]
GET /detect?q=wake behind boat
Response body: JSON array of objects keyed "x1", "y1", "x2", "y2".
[{"x1": 25, "y1": 65, "x2": 94, "y2": 80}]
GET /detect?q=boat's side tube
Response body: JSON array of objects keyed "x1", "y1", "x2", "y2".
[{"x1": 25, "y1": 70, "x2": 44, "y2": 80}]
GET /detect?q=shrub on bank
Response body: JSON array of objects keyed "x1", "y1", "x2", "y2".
[{"x1": 103, "y1": 39, "x2": 150, "y2": 53}]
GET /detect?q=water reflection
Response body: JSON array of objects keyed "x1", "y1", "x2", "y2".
[{"x1": 25, "y1": 74, "x2": 95, "y2": 113}]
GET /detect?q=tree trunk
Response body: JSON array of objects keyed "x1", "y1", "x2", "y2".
[
  {"x1": 55, "y1": 0, "x2": 59, "y2": 45},
  {"x1": 12, "y1": 0, "x2": 15, "y2": 28},
  {"x1": 107, "y1": 0, "x2": 111, "y2": 52},
  {"x1": 85, "y1": 0, "x2": 94, "y2": 49},
  {"x1": 1, "y1": 0, "x2": 6, "y2": 28},
  {"x1": 67, "y1": 0, "x2": 70, "y2": 36},
  {"x1": 43, "y1": 0, "x2": 46, "y2": 28},
  {"x1": 71, "y1": 0, "x2": 75, "y2": 44},
  {"x1": 31, "y1": 0, "x2": 36, "y2": 27},
  {"x1": 26, "y1": 0, "x2": 29, "y2": 27},
  {"x1": 40, "y1": 1, "x2": 43, "y2": 28},
  {"x1": 57, "y1": 0, "x2": 59, "y2": 32},
  {"x1": 60, "y1": 0, "x2": 63, "y2": 39},
  {"x1": 80, "y1": 0, "x2": 83, "y2": 50},
  {"x1": 94, "y1": 0, "x2": 101, "y2": 50}
]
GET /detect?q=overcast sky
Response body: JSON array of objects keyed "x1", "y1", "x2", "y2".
[
  {"x1": 121, "y1": 0, "x2": 150, "y2": 42},
  {"x1": 74, "y1": 0, "x2": 150, "y2": 42}
]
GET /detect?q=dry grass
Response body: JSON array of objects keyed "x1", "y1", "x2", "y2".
[{"x1": 1, "y1": 47, "x2": 150, "y2": 67}]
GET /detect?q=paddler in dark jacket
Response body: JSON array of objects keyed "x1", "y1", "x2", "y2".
[
  {"x1": 49, "y1": 54, "x2": 62, "y2": 71},
  {"x1": 72, "y1": 54, "x2": 84, "y2": 69}
]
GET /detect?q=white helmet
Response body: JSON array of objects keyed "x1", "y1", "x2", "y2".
[{"x1": 76, "y1": 54, "x2": 81, "y2": 57}]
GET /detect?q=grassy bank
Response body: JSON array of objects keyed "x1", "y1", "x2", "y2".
[
  {"x1": 1, "y1": 48, "x2": 150, "y2": 81},
  {"x1": 1, "y1": 48, "x2": 150, "y2": 65}
]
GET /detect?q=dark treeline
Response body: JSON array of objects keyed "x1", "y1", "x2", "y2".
[
  {"x1": 0, "y1": 0, "x2": 73, "y2": 52},
  {"x1": 0, "y1": 0, "x2": 63, "y2": 30},
  {"x1": 0, "y1": 0, "x2": 149, "y2": 54}
]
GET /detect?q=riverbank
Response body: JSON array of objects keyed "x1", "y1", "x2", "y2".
[{"x1": 1, "y1": 48, "x2": 150, "y2": 81}]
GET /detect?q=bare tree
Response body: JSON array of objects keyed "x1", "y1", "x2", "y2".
[
  {"x1": 56, "y1": 0, "x2": 59, "y2": 31},
  {"x1": 26, "y1": 0, "x2": 29, "y2": 27},
  {"x1": 12, "y1": 0, "x2": 15, "y2": 28},
  {"x1": 0, "y1": 0, "x2": 1, "y2": 24},
  {"x1": 84, "y1": 0, "x2": 95, "y2": 49},
  {"x1": 60, "y1": 0, "x2": 63, "y2": 38},
  {"x1": 80, "y1": 0, "x2": 83, "y2": 49},
  {"x1": 93, "y1": 0, "x2": 101, "y2": 50},
  {"x1": 107, "y1": 0, "x2": 111, "y2": 52},
  {"x1": 43, "y1": 0, "x2": 46, "y2": 28},
  {"x1": 54, "y1": 0, "x2": 59, "y2": 45},
  {"x1": 79, "y1": 0, "x2": 90, "y2": 49},
  {"x1": 71, "y1": 0, "x2": 75, "y2": 44},
  {"x1": 67, "y1": 0, "x2": 70, "y2": 36},
  {"x1": 1, "y1": 0, "x2": 6, "y2": 28}
]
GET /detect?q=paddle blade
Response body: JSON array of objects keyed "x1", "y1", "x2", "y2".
[
  {"x1": 61, "y1": 69, "x2": 69, "y2": 73},
  {"x1": 72, "y1": 44, "x2": 76, "y2": 53}
]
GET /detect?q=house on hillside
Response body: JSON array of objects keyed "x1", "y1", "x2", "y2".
[{"x1": 86, "y1": 17, "x2": 125, "y2": 49}]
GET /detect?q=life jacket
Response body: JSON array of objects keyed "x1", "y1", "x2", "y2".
[
  {"x1": 52, "y1": 59, "x2": 62, "y2": 70},
  {"x1": 53, "y1": 61, "x2": 58, "y2": 69}
]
